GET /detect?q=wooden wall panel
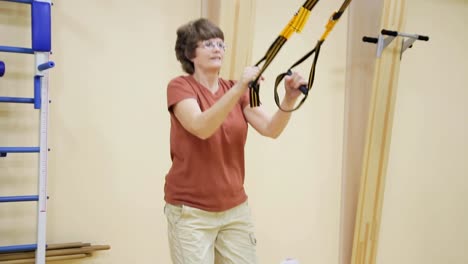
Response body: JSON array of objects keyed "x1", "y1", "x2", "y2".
[
  {"x1": 350, "y1": 1, "x2": 407, "y2": 264},
  {"x1": 201, "y1": 0, "x2": 256, "y2": 80},
  {"x1": 340, "y1": 0, "x2": 384, "y2": 263}
]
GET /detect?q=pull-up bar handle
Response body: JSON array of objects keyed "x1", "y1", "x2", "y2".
[
  {"x1": 418, "y1": 35, "x2": 429, "y2": 41},
  {"x1": 381, "y1": 29, "x2": 398, "y2": 36},
  {"x1": 362, "y1": 36, "x2": 378, "y2": 43},
  {"x1": 382, "y1": 29, "x2": 429, "y2": 41}
]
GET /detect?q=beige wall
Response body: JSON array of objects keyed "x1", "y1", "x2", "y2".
[
  {"x1": 246, "y1": 0, "x2": 346, "y2": 263},
  {"x1": 377, "y1": 0, "x2": 468, "y2": 263},
  {"x1": 0, "y1": 1, "x2": 466, "y2": 264}
]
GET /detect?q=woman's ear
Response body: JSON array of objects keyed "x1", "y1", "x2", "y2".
[{"x1": 185, "y1": 49, "x2": 195, "y2": 62}]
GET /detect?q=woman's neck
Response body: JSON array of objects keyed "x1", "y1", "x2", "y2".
[{"x1": 192, "y1": 70, "x2": 219, "y2": 93}]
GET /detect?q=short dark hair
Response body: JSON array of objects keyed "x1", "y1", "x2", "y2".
[{"x1": 175, "y1": 18, "x2": 224, "y2": 74}]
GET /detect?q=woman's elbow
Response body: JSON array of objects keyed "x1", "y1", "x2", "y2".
[
  {"x1": 190, "y1": 124, "x2": 214, "y2": 140},
  {"x1": 191, "y1": 128, "x2": 211, "y2": 140},
  {"x1": 260, "y1": 129, "x2": 282, "y2": 139},
  {"x1": 268, "y1": 132, "x2": 281, "y2": 139},
  {"x1": 196, "y1": 132, "x2": 212, "y2": 140}
]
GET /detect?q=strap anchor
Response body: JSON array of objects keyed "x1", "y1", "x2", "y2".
[{"x1": 363, "y1": 29, "x2": 429, "y2": 59}]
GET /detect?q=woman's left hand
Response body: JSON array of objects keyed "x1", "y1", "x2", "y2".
[{"x1": 284, "y1": 71, "x2": 308, "y2": 102}]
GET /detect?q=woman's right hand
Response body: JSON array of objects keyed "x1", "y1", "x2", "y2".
[{"x1": 239, "y1": 66, "x2": 261, "y2": 89}]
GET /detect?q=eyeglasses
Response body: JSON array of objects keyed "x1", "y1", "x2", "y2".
[{"x1": 200, "y1": 40, "x2": 226, "y2": 51}]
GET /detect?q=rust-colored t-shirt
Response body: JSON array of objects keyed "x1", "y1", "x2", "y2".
[{"x1": 165, "y1": 75, "x2": 250, "y2": 212}]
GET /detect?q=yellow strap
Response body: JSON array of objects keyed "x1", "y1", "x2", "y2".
[
  {"x1": 320, "y1": 13, "x2": 339, "y2": 41},
  {"x1": 280, "y1": 7, "x2": 311, "y2": 39}
]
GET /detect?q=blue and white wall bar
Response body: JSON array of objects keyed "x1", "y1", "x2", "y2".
[{"x1": 0, "y1": 1, "x2": 53, "y2": 264}]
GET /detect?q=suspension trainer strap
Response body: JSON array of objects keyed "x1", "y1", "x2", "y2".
[
  {"x1": 274, "y1": 40, "x2": 323, "y2": 112},
  {"x1": 273, "y1": 0, "x2": 353, "y2": 112},
  {"x1": 320, "y1": 0, "x2": 352, "y2": 41},
  {"x1": 249, "y1": 0, "x2": 320, "y2": 108}
]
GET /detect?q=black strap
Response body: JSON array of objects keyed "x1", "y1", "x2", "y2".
[
  {"x1": 272, "y1": 0, "x2": 353, "y2": 112},
  {"x1": 274, "y1": 40, "x2": 323, "y2": 112},
  {"x1": 249, "y1": 36, "x2": 287, "y2": 107},
  {"x1": 249, "y1": 0, "x2": 321, "y2": 108}
]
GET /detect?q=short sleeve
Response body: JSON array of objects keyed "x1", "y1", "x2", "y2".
[
  {"x1": 167, "y1": 76, "x2": 197, "y2": 112},
  {"x1": 239, "y1": 87, "x2": 250, "y2": 110}
]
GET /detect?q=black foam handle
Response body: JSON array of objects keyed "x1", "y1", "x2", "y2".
[
  {"x1": 286, "y1": 70, "x2": 308, "y2": 95},
  {"x1": 381, "y1": 29, "x2": 398, "y2": 36},
  {"x1": 362, "y1": 36, "x2": 378, "y2": 43},
  {"x1": 418, "y1": 35, "x2": 429, "y2": 41}
]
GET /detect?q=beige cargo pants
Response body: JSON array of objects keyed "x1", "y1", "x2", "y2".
[{"x1": 164, "y1": 201, "x2": 257, "y2": 264}]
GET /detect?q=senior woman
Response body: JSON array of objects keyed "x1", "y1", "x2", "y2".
[{"x1": 164, "y1": 18, "x2": 306, "y2": 264}]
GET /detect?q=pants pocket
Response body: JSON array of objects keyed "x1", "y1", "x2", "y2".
[
  {"x1": 249, "y1": 232, "x2": 257, "y2": 246},
  {"x1": 165, "y1": 203, "x2": 185, "y2": 225}
]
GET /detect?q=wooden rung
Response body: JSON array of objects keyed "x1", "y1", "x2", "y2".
[
  {"x1": 0, "y1": 253, "x2": 89, "y2": 264},
  {"x1": 0, "y1": 245, "x2": 110, "y2": 261},
  {"x1": 47, "y1": 245, "x2": 111, "y2": 256},
  {"x1": 46, "y1": 242, "x2": 91, "y2": 250},
  {"x1": 0, "y1": 242, "x2": 91, "y2": 260}
]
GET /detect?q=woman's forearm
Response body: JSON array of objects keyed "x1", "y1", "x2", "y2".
[
  {"x1": 264, "y1": 98, "x2": 297, "y2": 138},
  {"x1": 190, "y1": 84, "x2": 245, "y2": 139}
]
